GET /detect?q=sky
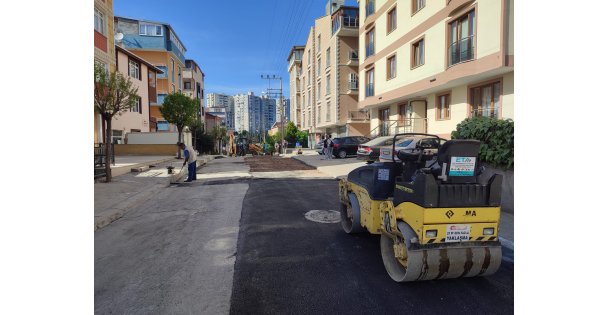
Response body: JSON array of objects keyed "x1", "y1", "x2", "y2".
[{"x1": 114, "y1": 0, "x2": 358, "y2": 105}]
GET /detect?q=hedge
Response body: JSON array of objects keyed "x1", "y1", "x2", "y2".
[{"x1": 451, "y1": 116, "x2": 514, "y2": 169}]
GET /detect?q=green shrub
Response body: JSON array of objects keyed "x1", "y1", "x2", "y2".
[{"x1": 451, "y1": 116, "x2": 514, "y2": 169}]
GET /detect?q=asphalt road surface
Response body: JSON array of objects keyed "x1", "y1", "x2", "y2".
[{"x1": 230, "y1": 178, "x2": 514, "y2": 315}]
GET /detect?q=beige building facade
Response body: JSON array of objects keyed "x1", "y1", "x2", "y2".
[
  {"x1": 358, "y1": 0, "x2": 514, "y2": 139},
  {"x1": 111, "y1": 46, "x2": 162, "y2": 143},
  {"x1": 287, "y1": 46, "x2": 304, "y2": 128},
  {"x1": 295, "y1": 3, "x2": 370, "y2": 146},
  {"x1": 183, "y1": 59, "x2": 205, "y2": 120}
]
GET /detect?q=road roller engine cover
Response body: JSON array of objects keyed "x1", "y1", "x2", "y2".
[{"x1": 338, "y1": 133, "x2": 503, "y2": 282}]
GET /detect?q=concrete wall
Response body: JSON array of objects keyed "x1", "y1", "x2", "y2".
[
  {"x1": 114, "y1": 144, "x2": 177, "y2": 155},
  {"x1": 127, "y1": 132, "x2": 178, "y2": 144}
]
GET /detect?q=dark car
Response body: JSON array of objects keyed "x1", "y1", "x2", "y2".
[
  {"x1": 332, "y1": 136, "x2": 370, "y2": 158},
  {"x1": 356, "y1": 136, "x2": 397, "y2": 164}
]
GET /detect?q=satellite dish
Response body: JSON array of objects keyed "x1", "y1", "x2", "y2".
[{"x1": 115, "y1": 33, "x2": 124, "y2": 41}]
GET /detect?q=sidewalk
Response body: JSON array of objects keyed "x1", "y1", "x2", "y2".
[
  {"x1": 291, "y1": 155, "x2": 514, "y2": 249},
  {"x1": 95, "y1": 155, "x2": 217, "y2": 230}
]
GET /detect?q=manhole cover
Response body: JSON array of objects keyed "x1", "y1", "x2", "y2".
[{"x1": 304, "y1": 210, "x2": 341, "y2": 224}]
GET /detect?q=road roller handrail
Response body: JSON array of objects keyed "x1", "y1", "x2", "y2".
[{"x1": 391, "y1": 133, "x2": 442, "y2": 163}]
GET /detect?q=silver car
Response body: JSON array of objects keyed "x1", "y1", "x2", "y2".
[{"x1": 378, "y1": 136, "x2": 446, "y2": 162}]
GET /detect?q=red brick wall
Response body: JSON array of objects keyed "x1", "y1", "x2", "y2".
[{"x1": 94, "y1": 30, "x2": 108, "y2": 52}]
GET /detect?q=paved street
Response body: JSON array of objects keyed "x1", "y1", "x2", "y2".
[{"x1": 95, "y1": 157, "x2": 513, "y2": 314}]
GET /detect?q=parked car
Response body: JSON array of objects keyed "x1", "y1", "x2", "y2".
[
  {"x1": 356, "y1": 136, "x2": 398, "y2": 164},
  {"x1": 378, "y1": 136, "x2": 447, "y2": 162},
  {"x1": 332, "y1": 136, "x2": 370, "y2": 158}
]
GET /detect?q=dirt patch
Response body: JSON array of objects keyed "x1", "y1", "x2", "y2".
[{"x1": 244, "y1": 156, "x2": 316, "y2": 172}]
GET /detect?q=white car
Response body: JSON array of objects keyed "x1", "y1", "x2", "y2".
[{"x1": 378, "y1": 136, "x2": 446, "y2": 162}]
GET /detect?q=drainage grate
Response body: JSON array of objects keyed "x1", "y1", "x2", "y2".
[{"x1": 304, "y1": 210, "x2": 341, "y2": 224}]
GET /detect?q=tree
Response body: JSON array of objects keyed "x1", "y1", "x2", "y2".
[
  {"x1": 94, "y1": 63, "x2": 139, "y2": 182},
  {"x1": 211, "y1": 125, "x2": 227, "y2": 154},
  {"x1": 160, "y1": 92, "x2": 198, "y2": 158}
]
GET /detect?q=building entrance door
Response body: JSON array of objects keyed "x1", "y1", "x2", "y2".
[{"x1": 379, "y1": 107, "x2": 390, "y2": 136}]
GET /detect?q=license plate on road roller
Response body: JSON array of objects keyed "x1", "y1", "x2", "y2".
[{"x1": 445, "y1": 224, "x2": 471, "y2": 242}]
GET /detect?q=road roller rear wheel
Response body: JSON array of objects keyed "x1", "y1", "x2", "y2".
[
  {"x1": 340, "y1": 193, "x2": 364, "y2": 234},
  {"x1": 380, "y1": 232, "x2": 409, "y2": 282}
]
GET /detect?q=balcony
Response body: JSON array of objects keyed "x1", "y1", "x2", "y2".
[
  {"x1": 347, "y1": 110, "x2": 369, "y2": 123},
  {"x1": 332, "y1": 7, "x2": 359, "y2": 37},
  {"x1": 448, "y1": 35, "x2": 475, "y2": 67},
  {"x1": 346, "y1": 50, "x2": 359, "y2": 66},
  {"x1": 346, "y1": 80, "x2": 358, "y2": 95}
]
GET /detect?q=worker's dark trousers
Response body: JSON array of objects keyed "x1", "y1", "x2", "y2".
[{"x1": 187, "y1": 162, "x2": 196, "y2": 181}]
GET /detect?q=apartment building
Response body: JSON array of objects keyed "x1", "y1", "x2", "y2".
[
  {"x1": 287, "y1": 46, "x2": 304, "y2": 127},
  {"x1": 281, "y1": 99, "x2": 291, "y2": 123},
  {"x1": 261, "y1": 95, "x2": 277, "y2": 133},
  {"x1": 357, "y1": 0, "x2": 514, "y2": 139},
  {"x1": 295, "y1": 1, "x2": 370, "y2": 147},
  {"x1": 234, "y1": 92, "x2": 259, "y2": 133},
  {"x1": 183, "y1": 59, "x2": 205, "y2": 121},
  {"x1": 111, "y1": 46, "x2": 163, "y2": 143},
  {"x1": 114, "y1": 16, "x2": 188, "y2": 132},
  {"x1": 94, "y1": 0, "x2": 116, "y2": 144},
  {"x1": 207, "y1": 93, "x2": 235, "y2": 130}
]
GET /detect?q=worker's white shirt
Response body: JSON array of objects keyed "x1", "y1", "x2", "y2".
[{"x1": 185, "y1": 146, "x2": 197, "y2": 164}]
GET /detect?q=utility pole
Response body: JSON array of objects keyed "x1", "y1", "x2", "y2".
[{"x1": 260, "y1": 74, "x2": 285, "y2": 154}]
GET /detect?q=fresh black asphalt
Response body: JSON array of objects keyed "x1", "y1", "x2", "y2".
[{"x1": 229, "y1": 179, "x2": 514, "y2": 315}]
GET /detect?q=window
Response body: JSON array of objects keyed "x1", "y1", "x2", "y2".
[
  {"x1": 172, "y1": 84, "x2": 175, "y2": 93},
  {"x1": 436, "y1": 93, "x2": 450, "y2": 120},
  {"x1": 157, "y1": 94, "x2": 167, "y2": 104},
  {"x1": 326, "y1": 48, "x2": 331, "y2": 68},
  {"x1": 317, "y1": 58, "x2": 321, "y2": 76},
  {"x1": 170, "y1": 31, "x2": 185, "y2": 53},
  {"x1": 349, "y1": 73, "x2": 358, "y2": 90},
  {"x1": 111, "y1": 130, "x2": 123, "y2": 144},
  {"x1": 308, "y1": 49, "x2": 311, "y2": 64},
  {"x1": 148, "y1": 71, "x2": 156, "y2": 88},
  {"x1": 366, "y1": 0, "x2": 375, "y2": 18},
  {"x1": 184, "y1": 81, "x2": 192, "y2": 90},
  {"x1": 94, "y1": 9, "x2": 105, "y2": 35},
  {"x1": 448, "y1": 10, "x2": 476, "y2": 66},
  {"x1": 412, "y1": 38, "x2": 425, "y2": 68},
  {"x1": 387, "y1": 55, "x2": 396, "y2": 80},
  {"x1": 326, "y1": 102, "x2": 331, "y2": 122},
  {"x1": 171, "y1": 59, "x2": 175, "y2": 83},
  {"x1": 157, "y1": 121, "x2": 169, "y2": 131},
  {"x1": 326, "y1": 75, "x2": 331, "y2": 95},
  {"x1": 308, "y1": 109, "x2": 311, "y2": 126},
  {"x1": 470, "y1": 81, "x2": 501, "y2": 118},
  {"x1": 128, "y1": 59, "x2": 140, "y2": 79},
  {"x1": 308, "y1": 91, "x2": 311, "y2": 106},
  {"x1": 156, "y1": 65, "x2": 168, "y2": 78},
  {"x1": 317, "y1": 35, "x2": 321, "y2": 53},
  {"x1": 387, "y1": 7, "x2": 397, "y2": 33},
  {"x1": 412, "y1": 0, "x2": 425, "y2": 14},
  {"x1": 131, "y1": 97, "x2": 142, "y2": 114},
  {"x1": 308, "y1": 70, "x2": 311, "y2": 85},
  {"x1": 139, "y1": 23, "x2": 163, "y2": 36},
  {"x1": 317, "y1": 82, "x2": 321, "y2": 100},
  {"x1": 365, "y1": 68, "x2": 374, "y2": 97},
  {"x1": 365, "y1": 28, "x2": 375, "y2": 58},
  {"x1": 317, "y1": 106, "x2": 321, "y2": 123}
]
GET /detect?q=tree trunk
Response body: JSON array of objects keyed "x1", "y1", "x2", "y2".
[
  {"x1": 177, "y1": 126, "x2": 183, "y2": 159},
  {"x1": 105, "y1": 117, "x2": 113, "y2": 182}
]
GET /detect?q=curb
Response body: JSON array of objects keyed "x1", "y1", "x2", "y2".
[{"x1": 111, "y1": 157, "x2": 177, "y2": 177}]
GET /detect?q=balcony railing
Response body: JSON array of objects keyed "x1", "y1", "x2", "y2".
[
  {"x1": 332, "y1": 15, "x2": 360, "y2": 35},
  {"x1": 368, "y1": 118, "x2": 428, "y2": 138},
  {"x1": 365, "y1": 83, "x2": 374, "y2": 97},
  {"x1": 471, "y1": 106, "x2": 501, "y2": 118},
  {"x1": 348, "y1": 80, "x2": 358, "y2": 90},
  {"x1": 448, "y1": 35, "x2": 475, "y2": 66},
  {"x1": 348, "y1": 110, "x2": 369, "y2": 121}
]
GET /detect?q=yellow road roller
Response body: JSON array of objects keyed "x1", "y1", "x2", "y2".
[{"x1": 339, "y1": 133, "x2": 503, "y2": 282}]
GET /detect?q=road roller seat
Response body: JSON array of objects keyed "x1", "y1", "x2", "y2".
[{"x1": 433, "y1": 139, "x2": 481, "y2": 184}]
